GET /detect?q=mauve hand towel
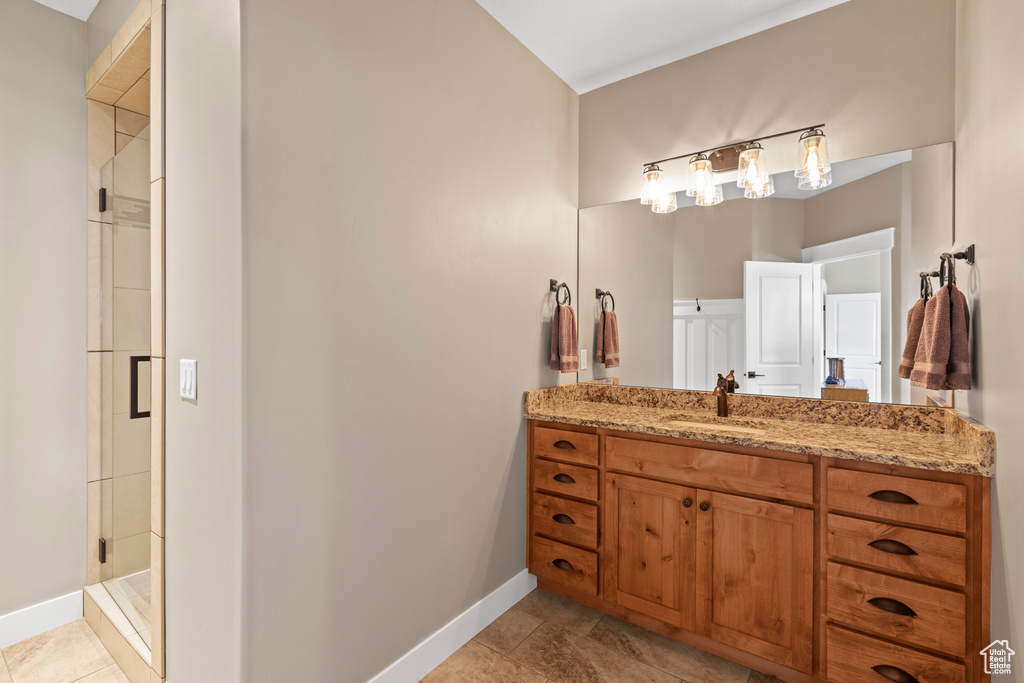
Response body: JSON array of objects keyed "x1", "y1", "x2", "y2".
[
  {"x1": 898, "y1": 298, "x2": 926, "y2": 379},
  {"x1": 595, "y1": 310, "x2": 620, "y2": 368},
  {"x1": 549, "y1": 304, "x2": 579, "y2": 373},
  {"x1": 945, "y1": 285, "x2": 972, "y2": 390},
  {"x1": 910, "y1": 286, "x2": 951, "y2": 390}
]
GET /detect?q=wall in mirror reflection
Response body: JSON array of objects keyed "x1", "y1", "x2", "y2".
[{"x1": 578, "y1": 143, "x2": 954, "y2": 407}]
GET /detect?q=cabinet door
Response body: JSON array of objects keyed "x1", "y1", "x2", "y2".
[
  {"x1": 604, "y1": 474, "x2": 696, "y2": 629},
  {"x1": 695, "y1": 491, "x2": 813, "y2": 673}
]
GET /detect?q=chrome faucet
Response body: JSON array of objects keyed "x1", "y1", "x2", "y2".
[{"x1": 713, "y1": 374, "x2": 729, "y2": 417}]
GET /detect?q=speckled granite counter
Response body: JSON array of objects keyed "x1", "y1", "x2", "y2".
[{"x1": 523, "y1": 383, "x2": 995, "y2": 476}]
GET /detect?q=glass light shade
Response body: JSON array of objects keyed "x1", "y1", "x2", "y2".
[
  {"x1": 796, "y1": 130, "x2": 831, "y2": 189},
  {"x1": 694, "y1": 183, "x2": 723, "y2": 207},
  {"x1": 640, "y1": 165, "x2": 663, "y2": 205},
  {"x1": 651, "y1": 190, "x2": 678, "y2": 213},
  {"x1": 737, "y1": 145, "x2": 774, "y2": 198},
  {"x1": 686, "y1": 156, "x2": 715, "y2": 198}
]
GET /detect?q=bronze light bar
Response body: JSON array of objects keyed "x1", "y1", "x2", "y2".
[{"x1": 643, "y1": 123, "x2": 826, "y2": 168}]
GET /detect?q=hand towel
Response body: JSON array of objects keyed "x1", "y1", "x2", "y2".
[
  {"x1": 549, "y1": 304, "x2": 579, "y2": 373},
  {"x1": 595, "y1": 310, "x2": 620, "y2": 368},
  {"x1": 898, "y1": 298, "x2": 926, "y2": 379},
  {"x1": 910, "y1": 285, "x2": 951, "y2": 390},
  {"x1": 944, "y1": 285, "x2": 972, "y2": 390}
]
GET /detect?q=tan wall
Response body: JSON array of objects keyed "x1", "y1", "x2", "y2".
[
  {"x1": 804, "y1": 164, "x2": 907, "y2": 248},
  {"x1": 579, "y1": 0, "x2": 955, "y2": 208},
  {"x1": 674, "y1": 199, "x2": 754, "y2": 301},
  {"x1": 578, "y1": 201, "x2": 674, "y2": 387},
  {"x1": 0, "y1": 0, "x2": 87, "y2": 616},
  {"x1": 164, "y1": 0, "x2": 244, "y2": 680},
  {"x1": 954, "y1": 0, "x2": 1024, "y2": 656},
  {"x1": 239, "y1": 0, "x2": 578, "y2": 680}
]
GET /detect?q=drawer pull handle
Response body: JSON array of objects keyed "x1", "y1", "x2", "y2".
[
  {"x1": 870, "y1": 665, "x2": 919, "y2": 683},
  {"x1": 553, "y1": 440, "x2": 576, "y2": 450},
  {"x1": 868, "y1": 490, "x2": 919, "y2": 505},
  {"x1": 868, "y1": 597, "x2": 918, "y2": 618},
  {"x1": 553, "y1": 473, "x2": 576, "y2": 484},
  {"x1": 868, "y1": 539, "x2": 918, "y2": 556},
  {"x1": 552, "y1": 514, "x2": 576, "y2": 525},
  {"x1": 552, "y1": 558, "x2": 575, "y2": 571}
]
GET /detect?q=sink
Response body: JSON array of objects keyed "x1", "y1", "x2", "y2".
[{"x1": 659, "y1": 412, "x2": 770, "y2": 435}]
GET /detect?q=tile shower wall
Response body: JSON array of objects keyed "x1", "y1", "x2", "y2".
[{"x1": 88, "y1": 101, "x2": 152, "y2": 585}]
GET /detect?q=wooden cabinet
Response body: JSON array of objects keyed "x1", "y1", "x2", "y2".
[{"x1": 527, "y1": 420, "x2": 990, "y2": 683}]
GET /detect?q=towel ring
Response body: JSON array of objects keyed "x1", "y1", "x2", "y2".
[
  {"x1": 940, "y1": 253, "x2": 956, "y2": 287},
  {"x1": 596, "y1": 289, "x2": 615, "y2": 312},
  {"x1": 550, "y1": 279, "x2": 571, "y2": 306}
]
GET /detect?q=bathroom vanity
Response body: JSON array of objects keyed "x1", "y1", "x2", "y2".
[{"x1": 524, "y1": 383, "x2": 993, "y2": 683}]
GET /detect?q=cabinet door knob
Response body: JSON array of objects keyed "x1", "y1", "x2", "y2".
[
  {"x1": 683, "y1": 499, "x2": 692, "y2": 508},
  {"x1": 553, "y1": 440, "x2": 576, "y2": 450},
  {"x1": 868, "y1": 490, "x2": 919, "y2": 505},
  {"x1": 552, "y1": 514, "x2": 576, "y2": 525},
  {"x1": 870, "y1": 665, "x2": 919, "y2": 683},
  {"x1": 553, "y1": 473, "x2": 576, "y2": 484},
  {"x1": 699, "y1": 502, "x2": 709, "y2": 512},
  {"x1": 868, "y1": 539, "x2": 918, "y2": 556},
  {"x1": 552, "y1": 558, "x2": 575, "y2": 571},
  {"x1": 868, "y1": 597, "x2": 918, "y2": 618}
]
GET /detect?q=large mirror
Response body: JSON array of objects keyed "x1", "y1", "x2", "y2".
[{"x1": 578, "y1": 143, "x2": 954, "y2": 406}]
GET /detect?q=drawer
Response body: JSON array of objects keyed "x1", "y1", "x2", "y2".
[
  {"x1": 606, "y1": 436, "x2": 813, "y2": 504},
  {"x1": 827, "y1": 468, "x2": 967, "y2": 533},
  {"x1": 531, "y1": 535, "x2": 598, "y2": 597},
  {"x1": 533, "y1": 427, "x2": 599, "y2": 466},
  {"x1": 827, "y1": 625, "x2": 964, "y2": 683},
  {"x1": 828, "y1": 514, "x2": 967, "y2": 587},
  {"x1": 827, "y1": 562, "x2": 966, "y2": 657},
  {"x1": 533, "y1": 459, "x2": 599, "y2": 502},
  {"x1": 532, "y1": 492, "x2": 599, "y2": 548}
]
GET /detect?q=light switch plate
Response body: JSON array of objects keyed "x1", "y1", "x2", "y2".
[
  {"x1": 580, "y1": 349, "x2": 588, "y2": 370},
  {"x1": 180, "y1": 359, "x2": 197, "y2": 400}
]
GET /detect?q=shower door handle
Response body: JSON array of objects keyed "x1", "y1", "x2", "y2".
[{"x1": 130, "y1": 355, "x2": 151, "y2": 419}]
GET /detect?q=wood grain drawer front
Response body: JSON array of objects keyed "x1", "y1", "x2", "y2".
[
  {"x1": 533, "y1": 459, "x2": 599, "y2": 502},
  {"x1": 533, "y1": 427, "x2": 599, "y2": 466},
  {"x1": 606, "y1": 436, "x2": 813, "y2": 504},
  {"x1": 827, "y1": 625, "x2": 965, "y2": 683},
  {"x1": 828, "y1": 514, "x2": 967, "y2": 588},
  {"x1": 533, "y1": 492, "x2": 599, "y2": 549},
  {"x1": 531, "y1": 535, "x2": 598, "y2": 597},
  {"x1": 827, "y1": 468, "x2": 967, "y2": 533},
  {"x1": 827, "y1": 562, "x2": 966, "y2": 657}
]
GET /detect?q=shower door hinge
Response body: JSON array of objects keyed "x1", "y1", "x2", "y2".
[
  {"x1": 99, "y1": 188, "x2": 107, "y2": 213},
  {"x1": 99, "y1": 538, "x2": 107, "y2": 564}
]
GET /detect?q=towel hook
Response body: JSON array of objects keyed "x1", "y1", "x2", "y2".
[
  {"x1": 940, "y1": 252, "x2": 956, "y2": 287},
  {"x1": 596, "y1": 289, "x2": 615, "y2": 312},
  {"x1": 696, "y1": 298, "x2": 702, "y2": 312},
  {"x1": 549, "y1": 279, "x2": 571, "y2": 306}
]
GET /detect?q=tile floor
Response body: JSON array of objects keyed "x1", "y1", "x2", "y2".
[
  {"x1": 0, "y1": 620, "x2": 128, "y2": 683},
  {"x1": 423, "y1": 588, "x2": 784, "y2": 683}
]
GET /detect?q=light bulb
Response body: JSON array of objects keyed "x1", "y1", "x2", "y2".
[
  {"x1": 652, "y1": 190, "x2": 678, "y2": 213},
  {"x1": 640, "y1": 165, "x2": 663, "y2": 205},
  {"x1": 687, "y1": 155, "x2": 714, "y2": 197},
  {"x1": 694, "y1": 183, "x2": 723, "y2": 207},
  {"x1": 796, "y1": 129, "x2": 832, "y2": 190},
  {"x1": 737, "y1": 144, "x2": 774, "y2": 199}
]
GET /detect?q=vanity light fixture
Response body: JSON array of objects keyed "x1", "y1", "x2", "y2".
[
  {"x1": 640, "y1": 164, "x2": 664, "y2": 205},
  {"x1": 796, "y1": 128, "x2": 832, "y2": 190},
  {"x1": 639, "y1": 123, "x2": 825, "y2": 212},
  {"x1": 737, "y1": 143, "x2": 775, "y2": 199}
]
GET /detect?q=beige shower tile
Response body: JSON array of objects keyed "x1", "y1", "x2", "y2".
[
  {"x1": 113, "y1": 226, "x2": 151, "y2": 291},
  {"x1": 149, "y1": 533, "x2": 163, "y2": 677},
  {"x1": 116, "y1": 78, "x2": 150, "y2": 117},
  {"x1": 150, "y1": 180, "x2": 164, "y2": 357},
  {"x1": 89, "y1": 84, "x2": 126, "y2": 106},
  {"x1": 113, "y1": 289, "x2": 150, "y2": 351},
  {"x1": 1, "y1": 620, "x2": 113, "y2": 683},
  {"x1": 89, "y1": 102, "x2": 116, "y2": 223},
  {"x1": 111, "y1": 1, "x2": 151, "y2": 59},
  {"x1": 113, "y1": 414, "x2": 150, "y2": 478},
  {"x1": 113, "y1": 473, "x2": 151, "y2": 540},
  {"x1": 114, "y1": 351, "x2": 149, "y2": 416},
  {"x1": 116, "y1": 133, "x2": 133, "y2": 154},
  {"x1": 149, "y1": 7, "x2": 163, "y2": 183},
  {"x1": 101, "y1": 27, "x2": 150, "y2": 92},
  {"x1": 87, "y1": 351, "x2": 114, "y2": 480},
  {"x1": 127, "y1": 633, "x2": 150, "y2": 667},
  {"x1": 86, "y1": 585, "x2": 135, "y2": 641},
  {"x1": 87, "y1": 45, "x2": 112, "y2": 93},
  {"x1": 88, "y1": 482, "x2": 103, "y2": 584},
  {"x1": 83, "y1": 589, "x2": 102, "y2": 635},
  {"x1": 88, "y1": 223, "x2": 113, "y2": 350},
  {"x1": 150, "y1": 358, "x2": 164, "y2": 536},
  {"x1": 113, "y1": 533, "x2": 150, "y2": 578},
  {"x1": 116, "y1": 109, "x2": 149, "y2": 138},
  {"x1": 96, "y1": 613, "x2": 148, "y2": 683}
]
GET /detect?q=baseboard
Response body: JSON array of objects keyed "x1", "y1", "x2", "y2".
[
  {"x1": 0, "y1": 590, "x2": 83, "y2": 649},
  {"x1": 367, "y1": 569, "x2": 537, "y2": 683}
]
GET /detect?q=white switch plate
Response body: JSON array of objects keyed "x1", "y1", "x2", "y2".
[
  {"x1": 580, "y1": 349, "x2": 588, "y2": 370},
  {"x1": 180, "y1": 359, "x2": 197, "y2": 400}
]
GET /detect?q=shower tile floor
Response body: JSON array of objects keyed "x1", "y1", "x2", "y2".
[
  {"x1": 422, "y1": 588, "x2": 785, "y2": 683},
  {"x1": 0, "y1": 620, "x2": 128, "y2": 683}
]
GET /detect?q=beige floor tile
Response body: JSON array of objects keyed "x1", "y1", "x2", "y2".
[
  {"x1": 421, "y1": 640, "x2": 546, "y2": 683},
  {"x1": 1, "y1": 620, "x2": 113, "y2": 683},
  {"x1": 510, "y1": 621, "x2": 680, "y2": 683},
  {"x1": 747, "y1": 670, "x2": 784, "y2": 683},
  {"x1": 588, "y1": 615, "x2": 750, "y2": 683},
  {"x1": 474, "y1": 608, "x2": 543, "y2": 655},
  {"x1": 77, "y1": 665, "x2": 131, "y2": 682},
  {"x1": 0, "y1": 651, "x2": 11, "y2": 683},
  {"x1": 514, "y1": 589, "x2": 603, "y2": 636}
]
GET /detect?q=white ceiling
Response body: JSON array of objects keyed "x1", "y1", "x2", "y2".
[
  {"x1": 474, "y1": 0, "x2": 850, "y2": 93},
  {"x1": 31, "y1": 0, "x2": 100, "y2": 21}
]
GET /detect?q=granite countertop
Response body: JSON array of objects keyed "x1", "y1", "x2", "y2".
[{"x1": 523, "y1": 383, "x2": 995, "y2": 476}]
